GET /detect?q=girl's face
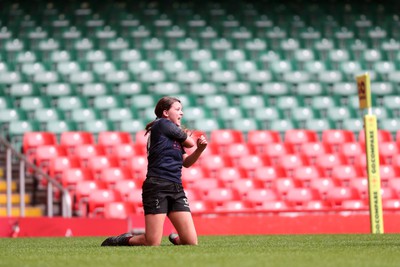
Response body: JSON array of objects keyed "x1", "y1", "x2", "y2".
[{"x1": 163, "y1": 101, "x2": 183, "y2": 126}]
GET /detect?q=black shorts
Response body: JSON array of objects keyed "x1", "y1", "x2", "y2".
[{"x1": 142, "y1": 177, "x2": 191, "y2": 215}]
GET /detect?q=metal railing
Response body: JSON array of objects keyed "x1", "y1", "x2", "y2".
[{"x1": 1, "y1": 136, "x2": 72, "y2": 217}]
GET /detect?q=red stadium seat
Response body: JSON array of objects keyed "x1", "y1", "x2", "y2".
[
  {"x1": 379, "y1": 165, "x2": 400, "y2": 185},
  {"x1": 383, "y1": 199, "x2": 400, "y2": 210},
  {"x1": 60, "y1": 131, "x2": 95, "y2": 155},
  {"x1": 125, "y1": 188, "x2": 144, "y2": 212},
  {"x1": 223, "y1": 143, "x2": 255, "y2": 164},
  {"x1": 379, "y1": 141, "x2": 400, "y2": 165},
  {"x1": 121, "y1": 155, "x2": 148, "y2": 180},
  {"x1": 236, "y1": 155, "x2": 271, "y2": 177},
  {"x1": 292, "y1": 165, "x2": 324, "y2": 186},
  {"x1": 73, "y1": 144, "x2": 107, "y2": 167},
  {"x1": 113, "y1": 143, "x2": 143, "y2": 164},
  {"x1": 190, "y1": 178, "x2": 221, "y2": 197},
  {"x1": 200, "y1": 155, "x2": 232, "y2": 177},
  {"x1": 103, "y1": 201, "x2": 136, "y2": 218},
  {"x1": 210, "y1": 129, "x2": 245, "y2": 146},
  {"x1": 349, "y1": 177, "x2": 369, "y2": 199},
  {"x1": 203, "y1": 188, "x2": 239, "y2": 207},
  {"x1": 247, "y1": 130, "x2": 281, "y2": 154},
  {"x1": 321, "y1": 129, "x2": 356, "y2": 151},
  {"x1": 22, "y1": 132, "x2": 57, "y2": 161},
  {"x1": 98, "y1": 167, "x2": 133, "y2": 186},
  {"x1": 181, "y1": 166, "x2": 206, "y2": 188},
  {"x1": 387, "y1": 178, "x2": 400, "y2": 195},
  {"x1": 273, "y1": 177, "x2": 301, "y2": 196},
  {"x1": 215, "y1": 166, "x2": 247, "y2": 185},
  {"x1": 253, "y1": 166, "x2": 286, "y2": 187},
  {"x1": 214, "y1": 200, "x2": 251, "y2": 213},
  {"x1": 304, "y1": 200, "x2": 333, "y2": 211},
  {"x1": 262, "y1": 143, "x2": 295, "y2": 164},
  {"x1": 276, "y1": 154, "x2": 308, "y2": 176},
  {"x1": 85, "y1": 155, "x2": 119, "y2": 178},
  {"x1": 299, "y1": 142, "x2": 332, "y2": 164},
  {"x1": 230, "y1": 178, "x2": 262, "y2": 197},
  {"x1": 245, "y1": 188, "x2": 279, "y2": 209},
  {"x1": 134, "y1": 130, "x2": 149, "y2": 146},
  {"x1": 97, "y1": 131, "x2": 133, "y2": 154},
  {"x1": 338, "y1": 142, "x2": 364, "y2": 164},
  {"x1": 331, "y1": 164, "x2": 364, "y2": 185},
  {"x1": 285, "y1": 188, "x2": 321, "y2": 207},
  {"x1": 35, "y1": 145, "x2": 68, "y2": 174},
  {"x1": 74, "y1": 180, "x2": 107, "y2": 216},
  {"x1": 114, "y1": 179, "x2": 140, "y2": 199},
  {"x1": 380, "y1": 187, "x2": 398, "y2": 200},
  {"x1": 88, "y1": 189, "x2": 122, "y2": 217},
  {"x1": 315, "y1": 153, "x2": 347, "y2": 176},
  {"x1": 189, "y1": 200, "x2": 214, "y2": 214},
  {"x1": 61, "y1": 168, "x2": 94, "y2": 189},
  {"x1": 284, "y1": 129, "x2": 319, "y2": 152},
  {"x1": 259, "y1": 200, "x2": 293, "y2": 212},
  {"x1": 309, "y1": 177, "x2": 341, "y2": 197},
  {"x1": 340, "y1": 199, "x2": 369, "y2": 211},
  {"x1": 49, "y1": 156, "x2": 81, "y2": 181},
  {"x1": 326, "y1": 187, "x2": 360, "y2": 207},
  {"x1": 392, "y1": 154, "x2": 400, "y2": 169}
]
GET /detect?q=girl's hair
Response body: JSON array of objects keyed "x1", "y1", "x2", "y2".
[{"x1": 144, "y1": 96, "x2": 181, "y2": 135}]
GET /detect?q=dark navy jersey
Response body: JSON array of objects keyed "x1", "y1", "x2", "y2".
[{"x1": 146, "y1": 118, "x2": 188, "y2": 184}]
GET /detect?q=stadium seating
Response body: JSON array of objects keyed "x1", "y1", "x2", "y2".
[{"x1": 7, "y1": 0, "x2": 400, "y2": 218}]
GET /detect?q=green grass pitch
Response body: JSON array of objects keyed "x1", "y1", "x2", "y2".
[{"x1": 1, "y1": 234, "x2": 400, "y2": 267}]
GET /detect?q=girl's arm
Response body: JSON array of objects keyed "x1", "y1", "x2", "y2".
[{"x1": 183, "y1": 135, "x2": 208, "y2": 168}]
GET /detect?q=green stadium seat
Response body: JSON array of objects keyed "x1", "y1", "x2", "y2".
[
  {"x1": 118, "y1": 49, "x2": 142, "y2": 68},
  {"x1": 176, "y1": 38, "x2": 200, "y2": 60},
  {"x1": 0, "y1": 71, "x2": 22, "y2": 87},
  {"x1": 304, "y1": 119, "x2": 334, "y2": 136},
  {"x1": 328, "y1": 49, "x2": 350, "y2": 69},
  {"x1": 80, "y1": 83, "x2": 109, "y2": 98},
  {"x1": 382, "y1": 95, "x2": 400, "y2": 117},
  {"x1": 282, "y1": 71, "x2": 312, "y2": 87},
  {"x1": 293, "y1": 48, "x2": 315, "y2": 69},
  {"x1": 325, "y1": 106, "x2": 357, "y2": 128},
  {"x1": 81, "y1": 119, "x2": 114, "y2": 134},
  {"x1": 104, "y1": 70, "x2": 131, "y2": 86},
  {"x1": 274, "y1": 95, "x2": 303, "y2": 111},
  {"x1": 43, "y1": 83, "x2": 76, "y2": 97},
  {"x1": 280, "y1": 38, "x2": 300, "y2": 59},
  {"x1": 259, "y1": 82, "x2": 290, "y2": 98},
  {"x1": 362, "y1": 49, "x2": 382, "y2": 69},
  {"x1": 217, "y1": 106, "x2": 244, "y2": 122},
  {"x1": 187, "y1": 82, "x2": 219, "y2": 96},
  {"x1": 257, "y1": 50, "x2": 281, "y2": 69},
  {"x1": 33, "y1": 108, "x2": 64, "y2": 124},
  {"x1": 289, "y1": 107, "x2": 318, "y2": 128},
  {"x1": 253, "y1": 107, "x2": 283, "y2": 128},
  {"x1": 341, "y1": 118, "x2": 364, "y2": 134},
  {"x1": 68, "y1": 71, "x2": 95, "y2": 85},
  {"x1": 381, "y1": 39, "x2": 400, "y2": 61},
  {"x1": 229, "y1": 118, "x2": 260, "y2": 133},
  {"x1": 8, "y1": 120, "x2": 41, "y2": 151},
  {"x1": 0, "y1": 108, "x2": 27, "y2": 135},
  {"x1": 193, "y1": 118, "x2": 223, "y2": 135},
  {"x1": 70, "y1": 108, "x2": 100, "y2": 125},
  {"x1": 21, "y1": 62, "x2": 47, "y2": 80},
  {"x1": 151, "y1": 82, "x2": 182, "y2": 95},
  {"x1": 37, "y1": 38, "x2": 60, "y2": 61},
  {"x1": 371, "y1": 107, "x2": 392, "y2": 120},
  {"x1": 244, "y1": 38, "x2": 267, "y2": 60},
  {"x1": 56, "y1": 61, "x2": 82, "y2": 79},
  {"x1": 55, "y1": 96, "x2": 88, "y2": 116},
  {"x1": 237, "y1": 95, "x2": 266, "y2": 116},
  {"x1": 247, "y1": 70, "x2": 273, "y2": 89},
  {"x1": 339, "y1": 61, "x2": 363, "y2": 81},
  {"x1": 8, "y1": 83, "x2": 39, "y2": 97},
  {"x1": 370, "y1": 82, "x2": 395, "y2": 97},
  {"x1": 0, "y1": 96, "x2": 12, "y2": 109},
  {"x1": 19, "y1": 96, "x2": 51, "y2": 117},
  {"x1": 33, "y1": 71, "x2": 60, "y2": 87},
  {"x1": 314, "y1": 38, "x2": 334, "y2": 61},
  {"x1": 373, "y1": 61, "x2": 396, "y2": 81},
  {"x1": 303, "y1": 60, "x2": 328, "y2": 79},
  {"x1": 182, "y1": 106, "x2": 212, "y2": 128},
  {"x1": 92, "y1": 61, "x2": 117, "y2": 77},
  {"x1": 44, "y1": 120, "x2": 77, "y2": 137},
  {"x1": 127, "y1": 60, "x2": 153, "y2": 77},
  {"x1": 269, "y1": 119, "x2": 297, "y2": 135},
  {"x1": 49, "y1": 50, "x2": 72, "y2": 64},
  {"x1": 129, "y1": 94, "x2": 156, "y2": 111},
  {"x1": 113, "y1": 82, "x2": 144, "y2": 96},
  {"x1": 92, "y1": 95, "x2": 124, "y2": 112},
  {"x1": 118, "y1": 119, "x2": 146, "y2": 136},
  {"x1": 225, "y1": 82, "x2": 254, "y2": 96},
  {"x1": 234, "y1": 60, "x2": 258, "y2": 79},
  {"x1": 295, "y1": 82, "x2": 326, "y2": 98},
  {"x1": 201, "y1": 94, "x2": 232, "y2": 111}
]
